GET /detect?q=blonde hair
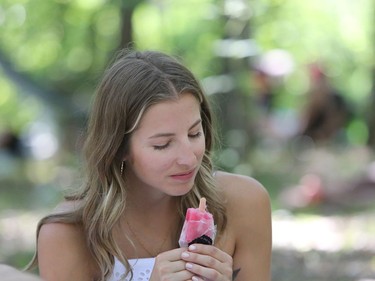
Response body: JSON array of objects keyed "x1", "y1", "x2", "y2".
[{"x1": 27, "y1": 49, "x2": 227, "y2": 280}]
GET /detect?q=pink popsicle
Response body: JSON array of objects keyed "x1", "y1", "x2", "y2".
[{"x1": 179, "y1": 198, "x2": 216, "y2": 247}]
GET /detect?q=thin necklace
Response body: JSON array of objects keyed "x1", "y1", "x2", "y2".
[{"x1": 126, "y1": 220, "x2": 169, "y2": 257}]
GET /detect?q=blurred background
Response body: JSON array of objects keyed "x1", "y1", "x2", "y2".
[{"x1": 0, "y1": 0, "x2": 374, "y2": 280}]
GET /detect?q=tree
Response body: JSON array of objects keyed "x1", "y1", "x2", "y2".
[
  {"x1": 0, "y1": 0, "x2": 146, "y2": 153},
  {"x1": 365, "y1": 2, "x2": 375, "y2": 146}
]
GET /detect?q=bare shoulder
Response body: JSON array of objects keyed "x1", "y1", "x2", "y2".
[
  {"x1": 38, "y1": 222, "x2": 88, "y2": 267},
  {"x1": 214, "y1": 171, "x2": 272, "y2": 239},
  {"x1": 38, "y1": 221, "x2": 97, "y2": 280},
  {"x1": 215, "y1": 171, "x2": 272, "y2": 280},
  {"x1": 38, "y1": 221, "x2": 84, "y2": 245},
  {"x1": 38, "y1": 199, "x2": 86, "y2": 256},
  {"x1": 215, "y1": 171, "x2": 270, "y2": 208}
]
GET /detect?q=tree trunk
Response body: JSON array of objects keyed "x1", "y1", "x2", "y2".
[
  {"x1": 118, "y1": 0, "x2": 145, "y2": 49},
  {"x1": 366, "y1": 3, "x2": 375, "y2": 147},
  {"x1": 366, "y1": 67, "x2": 375, "y2": 147}
]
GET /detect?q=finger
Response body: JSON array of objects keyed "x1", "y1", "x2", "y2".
[
  {"x1": 163, "y1": 269, "x2": 195, "y2": 280},
  {"x1": 151, "y1": 267, "x2": 194, "y2": 281},
  {"x1": 182, "y1": 250, "x2": 219, "y2": 269},
  {"x1": 176, "y1": 270, "x2": 195, "y2": 280},
  {"x1": 156, "y1": 247, "x2": 187, "y2": 261},
  {"x1": 185, "y1": 262, "x2": 221, "y2": 281},
  {"x1": 152, "y1": 260, "x2": 194, "y2": 280},
  {"x1": 155, "y1": 258, "x2": 187, "y2": 273},
  {"x1": 190, "y1": 276, "x2": 204, "y2": 281},
  {"x1": 181, "y1": 248, "x2": 232, "y2": 279},
  {"x1": 187, "y1": 244, "x2": 232, "y2": 264}
]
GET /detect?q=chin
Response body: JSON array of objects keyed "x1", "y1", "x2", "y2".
[{"x1": 169, "y1": 183, "x2": 195, "y2": 197}]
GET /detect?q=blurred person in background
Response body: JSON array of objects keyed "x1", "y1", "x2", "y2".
[
  {"x1": 0, "y1": 129, "x2": 24, "y2": 158},
  {"x1": 298, "y1": 63, "x2": 352, "y2": 144},
  {"x1": 0, "y1": 129, "x2": 26, "y2": 178},
  {"x1": 253, "y1": 69, "x2": 275, "y2": 114},
  {"x1": 26, "y1": 49, "x2": 272, "y2": 281}
]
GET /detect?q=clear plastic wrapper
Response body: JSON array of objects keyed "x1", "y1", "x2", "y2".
[{"x1": 179, "y1": 198, "x2": 216, "y2": 247}]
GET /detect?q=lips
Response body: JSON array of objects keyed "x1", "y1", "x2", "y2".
[{"x1": 170, "y1": 168, "x2": 196, "y2": 181}]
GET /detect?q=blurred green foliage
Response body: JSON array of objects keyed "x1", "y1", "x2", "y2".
[
  {"x1": 0, "y1": 0, "x2": 373, "y2": 188},
  {"x1": 252, "y1": 0, "x2": 374, "y2": 108},
  {"x1": 0, "y1": 0, "x2": 373, "y2": 142},
  {"x1": 0, "y1": 0, "x2": 373, "y2": 209}
]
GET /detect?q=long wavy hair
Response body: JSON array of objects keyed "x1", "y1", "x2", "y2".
[{"x1": 27, "y1": 49, "x2": 227, "y2": 280}]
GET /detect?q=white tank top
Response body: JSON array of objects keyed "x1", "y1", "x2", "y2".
[{"x1": 107, "y1": 257, "x2": 155, "y2": 281}]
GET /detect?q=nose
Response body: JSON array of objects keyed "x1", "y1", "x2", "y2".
[{"x1": 176, "y1": 141, "x2": 198, "y2": 166}]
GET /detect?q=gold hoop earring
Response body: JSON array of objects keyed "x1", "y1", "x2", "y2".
[{"x1": 120, "y1": 161, "x2": 125, "y2": 175}]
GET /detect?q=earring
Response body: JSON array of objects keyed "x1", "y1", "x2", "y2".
[{"x1": 120, "y1": 161, "x2": 125, "y2": 175}]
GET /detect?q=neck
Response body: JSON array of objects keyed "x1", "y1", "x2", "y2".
[
  {"x1": 122, "y1": 197, "x2": 181, "y2": 257},
  {"x1": 124, "y1": 168, "x2": 178, "y2": 206},
  {"x1": 125, "y1": 195, "x2": 179, "y2": 222}
]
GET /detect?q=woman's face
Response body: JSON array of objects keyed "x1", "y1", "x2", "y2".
[{"x1": 124, "y1": 93, "x2": 205, "y2": 197}]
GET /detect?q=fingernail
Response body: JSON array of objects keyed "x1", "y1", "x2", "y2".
[
  {"x1": 188, "y1": 245, "x2": 197, "y2": 251},
  {"x1": 181, "y1": 252, "x2": 189, "y2": 258},
  {"x1": 186, "y1": 263, "x2": 193, "y2": 269},
  {"x1": 192, "y1": 276, "x2": 199, "y2": 281}
]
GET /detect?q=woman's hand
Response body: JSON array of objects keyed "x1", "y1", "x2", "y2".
[
  {"x1": 180, "y1": 244, "x2": 233, "y2": 281},
  {"x1": 149, "y1": 248, "x2": 195, "y2": 281}
]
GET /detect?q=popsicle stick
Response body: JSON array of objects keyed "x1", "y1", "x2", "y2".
[{"x1": 199, "y1": 197, "x2": 207, "y2": 212}]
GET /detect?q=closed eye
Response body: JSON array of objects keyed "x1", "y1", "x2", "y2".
[
  {"x1": 189, "y1": 131, "x2": 202, "y2": 139},
  {"x1": 153, "y1": 132, "x2": 201, "y2": 150},
  {"x1": 153, "y1": 142, "x2": 171, "y2": 150}
]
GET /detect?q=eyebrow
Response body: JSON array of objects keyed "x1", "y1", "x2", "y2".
[{"x1": 149, "y1": 119, "x2": 202, "y2": 139}]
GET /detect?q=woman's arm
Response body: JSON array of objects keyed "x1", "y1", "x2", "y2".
[
  {"x1": 38, "y1": 223, "x2": 98, "y2": 281},
  {"x1": 219, "y1": 172, "x2": 272, "y2": 281}
]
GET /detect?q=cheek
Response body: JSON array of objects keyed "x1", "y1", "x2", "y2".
[
  {"x1": 196, "y1": 139, "x2": 206, "y2": 160},
  {"x1": 132, "y1": 150, "x2": 174, "y2": 172}
]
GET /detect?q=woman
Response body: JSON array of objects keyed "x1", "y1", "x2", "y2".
[{"x1": 28, "y1": 50, "x2": 272, "y2": 281}]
